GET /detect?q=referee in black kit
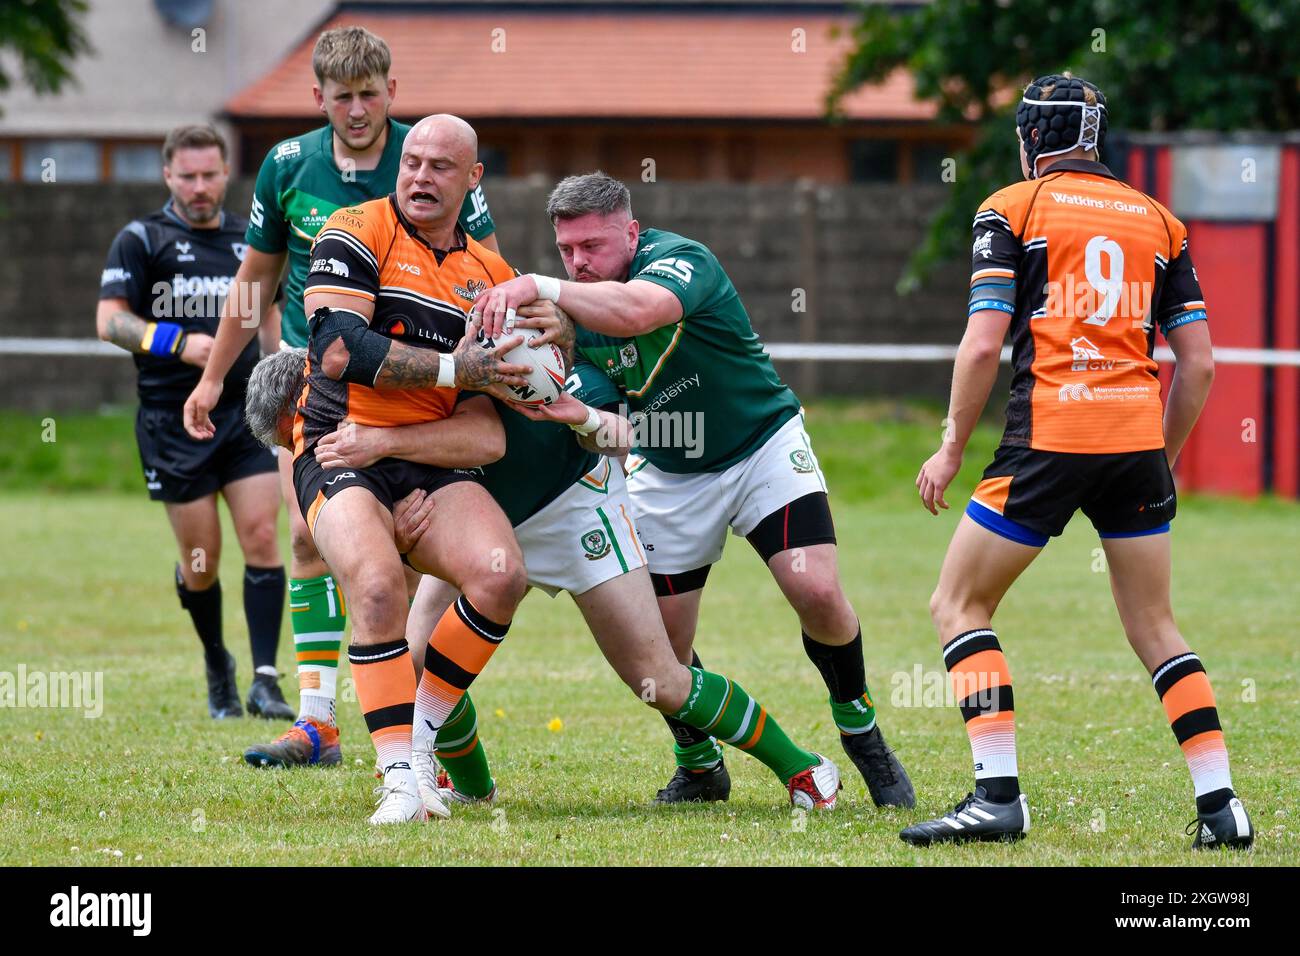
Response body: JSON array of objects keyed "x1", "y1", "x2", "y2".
[{"x1": 96, "y1": 124, "x2": 294, "y2": 721}]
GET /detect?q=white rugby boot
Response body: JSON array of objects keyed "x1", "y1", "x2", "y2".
[
  {"x1": 788, "y1": 753, "x2": 842, "y2": 810},
  {"x1": 410, "y1": 738, "x2": 453, "y2": 820},
  {"x1": 368, "y1": 771, "x2": 427, "y2": 825}
]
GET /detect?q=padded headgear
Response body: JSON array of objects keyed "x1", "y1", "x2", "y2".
[{"x1": 1016, "y1": 74, "x2": 1108, "y2": 179}]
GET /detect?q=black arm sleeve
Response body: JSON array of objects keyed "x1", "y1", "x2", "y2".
[{"x1": 1155, "y1": 237, "x2": 1209, "y2": 337}]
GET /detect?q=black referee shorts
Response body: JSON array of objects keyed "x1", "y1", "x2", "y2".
[{"x1": 135, "y1": 401, "x2": 276, "y2": 504}]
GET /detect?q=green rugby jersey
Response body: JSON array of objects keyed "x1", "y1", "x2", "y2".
[
  {"x1": 476, "y1": 362, "x2": 616, "y2": 526},
  {"x1": 574, "y1": 228, "x2": 800, "y2": 474},
  {"x1": 244, "y1": 119, "x2": 496, "y2": 347}
]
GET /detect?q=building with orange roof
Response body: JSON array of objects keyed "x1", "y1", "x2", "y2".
[
  {"x1": 225, "y1": 0, "x2": 970, "y2": 184},
  {"x1": 0, "y1": 0, "x2": 967, "y2": 186}
]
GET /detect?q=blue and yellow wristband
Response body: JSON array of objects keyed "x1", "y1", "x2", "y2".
[{"x1": 141, "y1": 321, "x2": 187, "y2": 357}]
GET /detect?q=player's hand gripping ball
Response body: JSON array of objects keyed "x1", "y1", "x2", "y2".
[{"x1": 476, "y1": 318, "x2": 567, "y2": 406}]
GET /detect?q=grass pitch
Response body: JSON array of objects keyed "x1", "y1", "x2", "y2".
[{"x1": 1, "y1": 402, "x2": 1296, "y2": 866}]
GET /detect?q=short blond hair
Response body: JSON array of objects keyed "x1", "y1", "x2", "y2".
[
  {"x1": 312, "y1": 26, "x2": 391, "y2": 86},
  {"x1": 1038, "y1": 72, "x2": 1099, "y2": 107}
]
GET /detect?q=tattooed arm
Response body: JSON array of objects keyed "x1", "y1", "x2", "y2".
[
  {"x1": 96, "y1": 298, "x2": 211, "y2": 367},
  {"x1": 303, "y1": 290, "x2": 531, "y2": 393},
  {"x1": 96, "y1": 298, "x2": 149, "y2": 351},
  {"x1": 375, "y1": 320, "x2": 532, "y2": 392}
]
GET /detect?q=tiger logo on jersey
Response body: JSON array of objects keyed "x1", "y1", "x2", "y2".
[{"x1": 453, "y1": 278, "x2": 487, "y2": 304}]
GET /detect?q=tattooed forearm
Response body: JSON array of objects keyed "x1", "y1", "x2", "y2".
[
  {"x1": 105, "y1": 310, "x2": 148, "y2": 353},
  {"x1": 453, "y1": 346, "x2": 502, "y2": 390},
  {"x1": 374, "y1": 341, "x2": 441, "y2": 388},
  {"x1": 373, "y1": 331, "x2": 523, "y2": 392}
]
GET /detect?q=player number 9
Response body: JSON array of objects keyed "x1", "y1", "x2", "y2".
[{"x1": 1082, "y1": 234, "x2": 1125, "y2": 327}]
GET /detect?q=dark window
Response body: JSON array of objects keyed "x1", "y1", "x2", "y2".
[
  {"x1": 479, "y1": 145, "x2": 508, "y2": 178},
  {"x1": 910, "y1": 143, "x2": 951, "y2": 184},
  {"x1": 848, "y1": 139, "x2": 898, "y2": 182}
]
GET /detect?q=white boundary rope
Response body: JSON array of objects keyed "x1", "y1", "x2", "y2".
[
  {"x1": 762, "y1": 344, "x2": 1300, "y2": 367},
  {"x1": 3, "y1": 338, "x2": 1300, "y2": 367},
  {"x1": 1, "y1": 338, "x2": 122, "y2": 356}
]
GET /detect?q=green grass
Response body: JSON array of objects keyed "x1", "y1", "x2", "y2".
[
  {"x1": 1, "y1": 404, "x2": 1296, "y2": 865},
  {"x1": 0, "y1": 409, "x2": 142, "y2": 494}
]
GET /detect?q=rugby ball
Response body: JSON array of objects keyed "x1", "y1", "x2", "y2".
[{"x1": 477, "y1": 323, "x2": 567, "y2": 406}]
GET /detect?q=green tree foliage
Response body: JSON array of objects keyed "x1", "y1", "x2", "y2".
[
  {"x1": 829, "y1": 0, "x2": 1300, "y2": 291},
  {"x1": 0, "y1": 0, "x2": 91, "y2": 107}
]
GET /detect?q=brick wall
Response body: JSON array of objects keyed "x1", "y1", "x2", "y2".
[{"x1": 0, "y1": 179, "x2": 973, "y2": 411}]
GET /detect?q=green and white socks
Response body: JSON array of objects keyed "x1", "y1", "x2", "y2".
[
  {"x1": 420, "y1": 693, "x2": 496, "y2": 800},
  {"x1": 830, "y1": 692, "x2": 877, "y2": 735},
  {"x1": 673, "y1": 667, "x2": 816, "y2": 783},
  {"x1": 288, "y1": 574, "x2": 346, "y2": 725}
]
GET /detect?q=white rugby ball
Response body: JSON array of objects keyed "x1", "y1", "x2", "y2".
[{"x1": 477, "y1": 323, "x2": 567, "y2": 406}]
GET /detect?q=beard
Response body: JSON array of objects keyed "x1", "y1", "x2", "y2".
[{"x1": 175, "y1": 193, "x2": 223, "y2": 225}]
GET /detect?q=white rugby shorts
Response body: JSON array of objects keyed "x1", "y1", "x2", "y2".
[{"x1": 625, "y1": 413, "x2": 828, "y2": 574}]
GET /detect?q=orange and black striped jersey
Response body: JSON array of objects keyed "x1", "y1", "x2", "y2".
[
  {"x1": 292, "y1": 194, "x2": 514, "y2": 457},
  {"x1": 968, "y1": 159, "x2": 1207, "y2": 453}
]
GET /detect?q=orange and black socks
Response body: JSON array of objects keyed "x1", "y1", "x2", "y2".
[
  {"x1": 1152, "y1": 652, "x2": 1234, "y2": 814},
  {"x1": 415, "y1": 596, "x2": 509, "y2": 735},
  {"x1": 348, "y1": 639, "x2": 416, "y2": 776},
  {"x1": 943, "y1": 628, "x2": 1019, "y2": 802}
]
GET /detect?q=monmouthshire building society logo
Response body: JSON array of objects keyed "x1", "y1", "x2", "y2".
[
  {"x1": 1059, "y1": 382, "x2": 1095, "y2": 402},
  {"x1": 581, "y1": 529, "x2": 611, "y2": 560}
]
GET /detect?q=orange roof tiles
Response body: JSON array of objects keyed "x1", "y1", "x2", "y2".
[{"x1": 225, "y1": 11, "x2": 934, "y2": 122}]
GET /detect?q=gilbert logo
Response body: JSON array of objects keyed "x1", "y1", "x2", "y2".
[{"x1": 50, "y1": 886, "x2": 151, "y2": 936}]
